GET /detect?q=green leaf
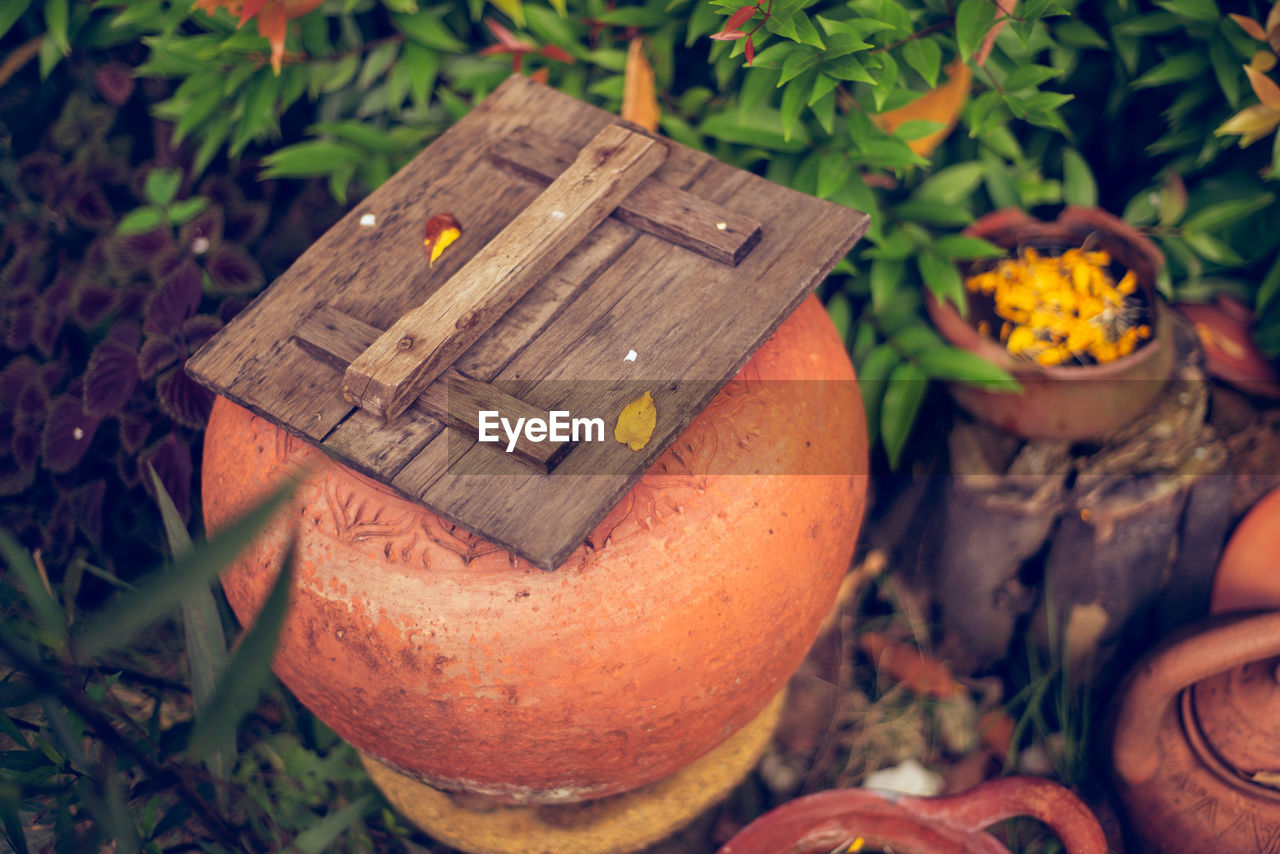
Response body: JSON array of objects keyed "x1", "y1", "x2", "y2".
[
  {"x1": 700, "y1": 108, "x2": 811, "y2": 150},
  {"x1": 894, "y1": 199, "x2": 974, "y2": 227},
  {"x1": 392, "y1": 11, "x2": 465, "y2": 52},
  {"x1": 1060, "y1": 148, "x2": 1098, "y2": 206},
  {"x1": 1257, "y1": 251, "x2": 1280, "y2": 314},
  {"x1": 1153, "y1": 0, "x2": 1218, "y2": 22},
  {"x1": 290, "y1": 795, "x2": 377, "y2": 854},
  {"x1": 1182, "y1": 194, "x2": 1275, "y2": 232},
  {"x1": 822, "y1": 52, "x2": 874, "y2": 83},
  {"x1": 1131, "y1": 52, "x2": 1209, "y2": 89},
  {"x1": 901, "y1": 37, "x2": 940, "y2": 87},
  {"x1": 1209, "y1": 38, "x2": 1241, "y2": 108},
  {"x1": 43, "y1": 0, "x2": 69, "y2": 55},
  {"x1": 1182, "y1": 230, "x2": 1245, "y2": 265},
  {"x1": 186, "y1": 537, "x2": 296, "y2": 761},
  {"x1": 1053, "y1": 19, "x2": 1107, "y2": 49},
  {"x1": 1, "y1": 801, "x2": 28, "y2": 854},
  {"x1": 168, "y1": 197, "x2": 209, "y2": 226},
  {"x1": 779, "y1": 45, "x2": 821, "y2": 85},
  {"x1": 0, "y1": 533, "x2": 65, "y2": 648},
  {"x1": 826, "y1": 293, "x2": 852, "y2": 343},
  {"x1": 912, "y1": 161, "x2": 985, "y2": 205},
  {"x1": 780, "y1": 70, "x2": 813, "y2": 141},
  {"x1": 260, "y1": 140, "x2": 364, "y2": 178},
  {"x1": 880, "y1": 360, "x2": 927, "y2": 468},
  {"x1": 358, "y1": 40, "x2": 400, "y2": 90},
  {"x1": 490, "y1": 0, "x2": 525, "y2": 26},
  {"x1": 892, "y1": 323, "x2": 946, "y2": 355},
  {"x1": 857, "y1": 343, "x2": 900, "y2": 447},
  {"x1": 75, "y1": 476, "x2": 299, "y2": 660},
  {"x1": 37, "y1": 32, "x2": 60, "y2": 78},
  {"x1": 1112, "y1": 12, "x2": 1181, "y2": 36},
  {"x1": 913, "y1": 345, "x2": 1020, "y2": 390},
  {"x1": 956, "y1": 0, "x2": 997, "y2": 62},
  {"x1": 116, "y1": 206, "x2": 165, "y2": 235},
  {"x1": 917, "y1": 251, "x2": 967, "y2": 311},
  {"x1": 870, "y1": 258, "x2": 903, "y2": 309},
  {"x1": 816, "y1": 152, "x2": 852, "y2": 199},
  {"x1": 0, "y1": 0, "x2": 33, "y2": 41},
  {"x1": 933, "y1": 234, "x2": 1007, "y2": 260},
  {"x1": 144, "y1": 168, "x2": 182, "y2": 207},
  {"x1": 230, "y1": 71, "x2": 282, "y2": 156},
  {"x1": 1003, "y1": 64, "x2": 1062, "y2": 92},
  {"x1": 321, "y1": 54, "x2": 361, "y2": 93},
  {"x1": 402, "y1": 41, "x2": 440, "y2": 111}
]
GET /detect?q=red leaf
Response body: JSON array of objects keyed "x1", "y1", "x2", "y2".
[
  {"x1": 145, "y1": 262, "x2": 203, "y2": 335},
  {"x1": 745, "y1": 36, "x2": 755, "y2": 65},
  {"x1": 238, "y1": 0, "x2": 269, "y2": 27},
  {"x1": 139, "y1": 336, "x2": 182, "y2": 380},
  {"x1": 83, "y1": 339, "x2": 139, "y2": 418},
  {"x1": 155, "y1": 366, "x2": 214, "y2": 429},
  {"x1": 93, "y1": 63, "x2": 135, "y2": 107},
  {"x1": 204, "y1": 244, "x2": 264, "y2": 295},
  {"x1": 709, "y1": 29, "x2": 746, "y2": 40},
  {"x1": 486, "y1": 18, "x2": 529, "y2": 51},
  {"x1": 42, "y1": 394, "x2": 101, "y2": 473},
  {"x1": 724, "y1": 5, "x2": 756, "y2": 32},
  {"x1": 539, "y1": 44, "x2": 575, "y2": 64}
]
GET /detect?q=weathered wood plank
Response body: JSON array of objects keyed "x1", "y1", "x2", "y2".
[
  {"x1": 293, "y1": 306, "x2": 569, "y2": 471},
  {"x1": 341, "y1": 125, "x2": 668, "y2": 422},
  {"x1": 490, "y1": 126, "x2": 762, "y2": 265},
  {"x1": 188, "y1": 77, "x2": 582, "y2": 435},
  {"x1": 411, "y1": 157, "x2": 869, "y2": 568}
]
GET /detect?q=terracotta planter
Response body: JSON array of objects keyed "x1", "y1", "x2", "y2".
[
  {"x1": 717, "y1": 776, "x2": 1108, "y2": 854},
  {"x1": 201, "y1": 294, "x2": 868, "y2": 803},
  {"x1": 924, "y1": 206, "x2": 1175, "y2": 439},
  {"x1": 1212, "y1": 483, "x2": 1280, "y2": 614},
  {"x1": 1111, "y1": 610, "x2": 1280, "y2": 853},
  {"x1": 1174, "y1": 295, "x2": 1280, "y2": 399}
]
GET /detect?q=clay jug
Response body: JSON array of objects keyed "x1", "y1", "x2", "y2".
[
  {"x1": 717, "y1": 776, "x2": 1107, "y2": 853},
  {"x1": 202, "y1": 294, "x2": 868, "y2": 803},
  {"x1": 1111, "y1": 610, "x2": 1280, "y2": 852}
]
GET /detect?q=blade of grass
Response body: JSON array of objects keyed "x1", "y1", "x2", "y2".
[
  {"x1": 289, "y1": 794, "x2": 375, "y2": 854},
  {"x1": 186, "y1": 538, "x2": 297, "y2": 762},
  {"x1": 1, "y1": 802, "x2": 28, "y2": 854},
  {"x1": 147, "y1": 464, "x2": 231, "y2": 780},
  {"x1": 76, "y1": 473, "x2": 302, "y2": 661},
  {"x1": 0, "y1": 532, "x2": 66, "y2": 650}
]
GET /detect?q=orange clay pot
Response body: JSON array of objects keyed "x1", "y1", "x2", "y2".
[
  {"x1": 924, "y1": 206, "x2": 1175, "y2": 440},
  {"x1": 1212, "y1": 484, "x2": 1280, "y2": 614},
  {"x1": 202, "y1": 294, "x2": 867, "y2": 804}
]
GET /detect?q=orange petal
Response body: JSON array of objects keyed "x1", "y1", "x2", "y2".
[
  {"x1": 622, "y1": 37, "x2": 660, "y2": 133},
  {"x1": 871, "y1": 59, "x2": 972, "y2": 157},
  {"x1": 254, "y1": 2, "x2": 287, "y2": 74},
  {"x1": 1246, "y1": 64, "x2": 1280, "y2": 110}
]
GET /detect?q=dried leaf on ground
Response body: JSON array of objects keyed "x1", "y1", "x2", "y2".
[
  {"x1": 423, "y1": 213, "x2": 461, "y2": 266},
  {"x1": 859, "y1": 631, "x2": 965, "y2": 698},
  {"x1": 622, "y1": 38, "x2": 660, "y2": 132},
  {"x1": 614, "y1": 390, "x2": 656, "y2": 450},
  {"x1": 871, "y1": 59, "x2": 972, "y2": 157}
]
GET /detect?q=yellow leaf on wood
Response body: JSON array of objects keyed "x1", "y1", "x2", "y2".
[
  {"x1": 871, "y1": 58, "x2": 972, "y2": 157},
  {"x1": 622, "y1": 38, "x2": 661, "y2": 133},
  {"x1": 423, "y1": 212, "x2": 462, "y2": 266},
  {"x1": 614, "y1": 390, "x2": 656, "y2": 451}
]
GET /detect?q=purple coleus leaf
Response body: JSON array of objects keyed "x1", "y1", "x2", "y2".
[
  {"x1": 93, "y1": 63, "x2": 135, "y2": 107},
  {"x1": 204, "y1": 244, "x2": 264, "y2": 296},
  {"x1": 144, "y1": 261, "x2": 202, "y2": 336},
  {"x1": 0, "y1": 451, "x2": 37, "y2": 496},
  {"x1": 117, "y1": 412, "x2": 152, "y2": 454},
  {"x1": 155, "y1": 365, "x2": 213, "y2": 429},
  {"x1": 64, "y1": 184, "x2": 115, "y2": 232},
  {"x1": 67, "y1": 478, "x2": 106, "y2": 547},
  {"x1": 72, "y1": 281, "x2": 119, "y2": 330},
  {"x1": 182, "y1": 314, "x2": 222, "y2": 352},
  {"x1": 140, "y1": 433, "x2": 193, "y2": 522},
  {"x1": 84, "y1": 337, "x2": 139, "y2": 417},
  {"x1": 139, "y1": 336, "x2": 181, "y2": 380},
  {"x1": 17, "y1": 152, "x2": 64, "y2": 199},
  {"x1": 180, "y1": 203, "x2": 224, "y2": 255},
  {"x1": 107, "y1": 228, "x2": 174, "y2": 278},
  {"x1": 42, "y1": 394, "x2": 101, "y2": 473},
  {"x1": 5, "y1": 289, "x2": 38, "y2": 351}
]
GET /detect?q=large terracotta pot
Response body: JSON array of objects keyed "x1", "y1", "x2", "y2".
[
  {"x1": 202, "y1": 294, "x2": 867, "y2": 803},
  {"x1": 1213, "y1": 484, "x2": 1280, "y2": 614},
  {"x1": 717, "y1": 777, "x2": 1107, "y2": 853},
  {"x1": 1111, "y1": 610, "x2": 1280, "y2": 853},
  {"x1": 924, "y1": 206, "x2": 1175, "y2": 439}
]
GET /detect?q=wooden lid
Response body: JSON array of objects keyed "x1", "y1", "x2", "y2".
[{"x1": 187, "y1": 76, "x2": 868, "y2": 569}]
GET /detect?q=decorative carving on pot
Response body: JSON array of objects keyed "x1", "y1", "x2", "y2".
[
  {"x1": 202, "y1": 294, "x2": 868, "y2": 804},
  {"x1": 925, "y1": 206, "x2": 1175, "y2": 439},
  {"x1": 717, "y1": 776, "x2": 1107, "y2": 853},
  {"x1": 1110, "y1": 610, "x2": 1280, "y2": 853}
]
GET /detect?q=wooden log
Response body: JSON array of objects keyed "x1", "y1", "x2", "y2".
[
  {"x1": 342, "y1": 124, "x2": 668, "y2": 422},
  {"x1": 489, "y1": 126, "x2": 762, "y2": 265},
  {"x1": 295, "y1": 306, "x2": 569, "y2": 472}
]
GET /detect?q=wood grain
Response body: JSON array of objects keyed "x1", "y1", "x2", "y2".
[
  {"x1": 294, "y1": 306, "x2": 569, "y2": 471},
  {"x1": 342, "y1": 124, "x2": 668, "y2": 422},
  {"x1": 490, "y1": 126, "x2": 762, "y2": 265},
  {"x1": 188, "y1": 76, "x2": 868, "y2": 569}
]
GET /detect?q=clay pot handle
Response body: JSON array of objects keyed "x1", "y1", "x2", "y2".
[
  {"x1": 905, "y1": 776, "x2": 1107, "y2": 854},
  {"x1": 1112, "y1": 610, "x2": 1280, "y2": 788}
]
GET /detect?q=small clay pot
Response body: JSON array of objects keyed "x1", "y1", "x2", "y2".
[
  {"x1": 717, "y1": 776, "x2": 1107, "y2": 853},
  {"x1": 202, "y1": 295, "x2": 868, "y2": 804},
  {"x1": 1174, "y1": 295, "x2": 1280, "y2": 399},
  {"x1": 924, "y1": 206, "x2": 1175, "y2": 439},
  {"x1": 1212, "y1": 483, "x2": 1280, "y2": 614}
]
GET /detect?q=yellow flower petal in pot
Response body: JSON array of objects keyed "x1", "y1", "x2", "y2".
[{"x1": 615, "y1": 390, "x2": 656, "y2": 451}]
